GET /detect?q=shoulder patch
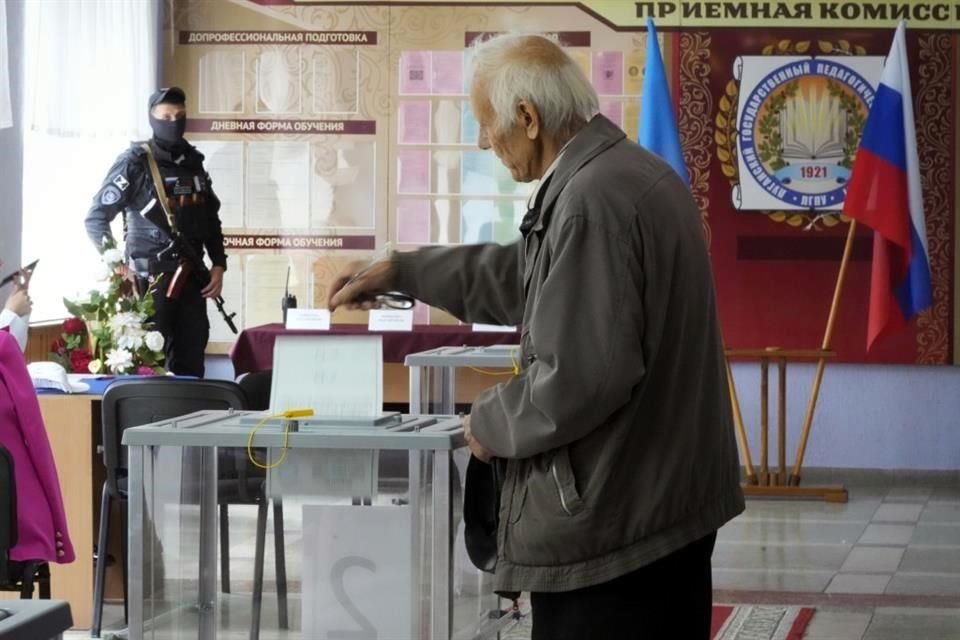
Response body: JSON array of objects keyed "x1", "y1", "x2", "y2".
[
  {"x1": 100, "y1": 185, "x2": 122, "y2": 205},
  {"x1": 112, "y1": 174, "x2": 130, "y2": 191}
]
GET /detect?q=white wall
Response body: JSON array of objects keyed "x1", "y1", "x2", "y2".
[
  {"x1": 0, "y1": 0, "x2": 22, "y2": 271},
  {"x1": 730, "y1": 361, "x2": 960, "y2": 471}
]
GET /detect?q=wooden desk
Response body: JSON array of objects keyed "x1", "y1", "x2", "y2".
[
  {"x1": 231, "y1": 324, "x2": 519, "y2": 375},
  {"x1": 9, "y1": 395, "x2": 124, "y2": 630}
]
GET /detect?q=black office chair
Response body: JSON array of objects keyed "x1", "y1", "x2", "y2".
[
  {"x1": 0, "y1": 443, "x2": 52, "y2": 601},
  {"x1": 91, "y1": 378, "x2": 287, "y2": 639},
  {"x1": 237, "y1": 370, "x2": 272, "y2": 413}
]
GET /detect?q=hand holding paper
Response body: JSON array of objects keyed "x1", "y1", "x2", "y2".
[
  {"x1": 1, "y1": 259, "x2": 34, "y2": 317},
  {"x1": 0, "y1": 259, "x2": 38, "y2": 289},
  {"x1": 327, "y1": 258, "x2": 403, "y2": 311}
]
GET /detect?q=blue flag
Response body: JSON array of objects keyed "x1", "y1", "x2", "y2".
[{"x1": 639, "y1": 18, "x2": 687, "y2": 183}]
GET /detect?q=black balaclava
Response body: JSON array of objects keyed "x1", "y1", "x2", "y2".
[
  {"x1": 147, "y1": 87, "x2": 188, "y2": 150},
  {"x1": 149, "y1": 113, "x2": 187, "y2": 146}
]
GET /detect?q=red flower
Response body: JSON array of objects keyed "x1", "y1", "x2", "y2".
[
  {"x1": 62, "y1": 317, "x2": 86, "y2": 335},
  {"x1": 50, "y1": 337, "x2": 67, "y2": 354},
  {"x1": 69, "y1": 348, "x2": 93, "y2": 374},
  {"x1": 137, "y1": 366, "x2": 158, "y2": 376}
]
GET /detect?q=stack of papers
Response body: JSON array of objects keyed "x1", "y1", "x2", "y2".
[{"x1": 27, "y1": 362, "x2": 90, "y2": 393}]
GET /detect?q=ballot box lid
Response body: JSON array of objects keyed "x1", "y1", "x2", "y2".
[
  {"x1": 404, "y1": 345, "x2": 518, "y2": 368},
  {"x1": 121, "y1": 410, "x2": 466, "y2": 451}
]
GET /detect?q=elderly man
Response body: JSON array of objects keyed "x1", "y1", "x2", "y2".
[{"x1": 329, "y1": 34, "x2": 744, "y2": 639}]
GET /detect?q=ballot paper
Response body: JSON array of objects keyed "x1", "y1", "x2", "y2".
[{"x1": 269, "y1": 334, "x2": 382, "y2": 417}]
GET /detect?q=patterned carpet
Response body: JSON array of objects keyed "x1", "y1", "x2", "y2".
[
  {"x1": 711, "y1": 605, "x2": 815, "y2": 640},
  {"x1": 712, "y1": 605, "x2": 816, "y2": 640}
]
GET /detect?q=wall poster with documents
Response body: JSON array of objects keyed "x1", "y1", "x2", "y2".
[
  {"x1": 165, "y1": 0, "x2": 653, "y2": 345},
  {"x1": 167, "y1": 0, "x2": 958, "y2": 364}
]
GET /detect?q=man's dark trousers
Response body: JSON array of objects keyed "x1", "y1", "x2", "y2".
[
  {"x1": 530, "y1": 531, "x2": 717, "y2": 640},
  {"x1": 147, "y1": 273, "x2": 209, "y2": 377}
]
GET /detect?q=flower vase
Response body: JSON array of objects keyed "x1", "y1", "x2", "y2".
[
  {"x1": 86, "y1": 320, "x2": 102, "y2": 361},
  {"x1": 84, "y1": 320, "x2": 113, "y2": 376}
]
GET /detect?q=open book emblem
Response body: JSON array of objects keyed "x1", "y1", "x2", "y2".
[{"x1": 733, "y1": 55, "x2": 882, "y2": 211}]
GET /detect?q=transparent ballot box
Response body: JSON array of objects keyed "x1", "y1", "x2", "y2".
[
  {"x1": 122, "y1": 411, "x2": 514, "y2": 640},
  {"x1": 406, "y1": 345, "x2": 518, "y2": 414}
]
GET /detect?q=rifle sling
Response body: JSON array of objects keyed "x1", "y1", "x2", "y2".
[{"x1": 140, "y1": 143, "x2": 179, "y2": 234}]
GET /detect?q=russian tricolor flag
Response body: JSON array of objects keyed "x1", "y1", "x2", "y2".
[{"x1": 843, "y1": 21, "x2": 932, "y2": 350}]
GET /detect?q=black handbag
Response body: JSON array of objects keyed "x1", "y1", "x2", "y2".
[
  {"x1": 463, "y1": 455, "x2": 500, "y2": 573},
  {"x1": 463, "y1": 455, "x2": 522, "y2": 601}
]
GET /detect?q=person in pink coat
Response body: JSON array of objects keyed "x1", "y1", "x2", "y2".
[{"x1": 0, "y1": 328, "x2": 74, "y2": 564}]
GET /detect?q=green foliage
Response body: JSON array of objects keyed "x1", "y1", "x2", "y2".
[{"x1": 61, "y1": 238, "x2": 166, "y2": 374}]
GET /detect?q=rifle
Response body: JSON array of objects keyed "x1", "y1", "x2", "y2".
[
  {"x1": 159, "y1": 235, "x2": 238, "y2": 334},
  {"x1": 138, "y1": 141, "x2": 237, "y2": 334}
]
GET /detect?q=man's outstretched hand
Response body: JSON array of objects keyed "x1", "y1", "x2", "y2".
[{"x1": 327, "y1": 259, "x2": 397, "y2": 311}]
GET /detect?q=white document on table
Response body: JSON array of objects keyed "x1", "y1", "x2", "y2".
[{"x1": 270, "y1": 334, "x2": 382, "y2": 417}]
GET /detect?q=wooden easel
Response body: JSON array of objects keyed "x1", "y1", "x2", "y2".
[{"x1": 725, "y1": 220, "x2": 859, "y2": 503}]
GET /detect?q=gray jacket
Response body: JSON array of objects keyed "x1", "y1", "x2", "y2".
[{"x1": 394, "y1": 115, "x2": 744, "y2": 593}]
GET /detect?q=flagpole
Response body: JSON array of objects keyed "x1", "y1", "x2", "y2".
[
  {"x1": 725, "y1": 351, "x2": 756, "y2": 484},
  {"x1": 790, "y1": 219, "x2": 857, "y2": 485}
]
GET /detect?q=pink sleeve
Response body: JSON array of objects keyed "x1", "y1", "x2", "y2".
[{"x1": 0, "y1": 332, "x2": 75, "y2": 562}]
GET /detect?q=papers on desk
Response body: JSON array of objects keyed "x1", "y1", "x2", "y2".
[
  {"x1": 26, "y1": 362, "x2": 90, "y2": 393},
  {"x1": 270, "y1": 334, "x2": 382, "y2": 416}
]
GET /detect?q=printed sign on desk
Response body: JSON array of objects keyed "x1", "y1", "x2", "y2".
[
  {"x1": 285, "y1": 308, "x2": 332, "y2": 330},
  {"x1": 369, "y1": 309, "x2": 414, "y2": 332},
  {"x1": 472, "y1": 323, "x2": 516, "y2": 332},
  {"x1": 302, "y1": 505, "x2": 412, "y2": 639}
]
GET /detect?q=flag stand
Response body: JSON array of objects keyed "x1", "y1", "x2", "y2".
[{"x1": 726, "y1": 220, "x2": 858, "y2": 503}]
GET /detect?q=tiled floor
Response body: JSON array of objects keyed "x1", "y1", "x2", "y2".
[
  {"x1": 66, "y1": 483, "x2": 960, "y2": 639},
  {"x1": 713, "y1": 484, "x2": 960, "y2": 639}
]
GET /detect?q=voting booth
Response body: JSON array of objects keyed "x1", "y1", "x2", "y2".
[{"x1": 122, "y1": 336, "x2": 518, "y2": 639}]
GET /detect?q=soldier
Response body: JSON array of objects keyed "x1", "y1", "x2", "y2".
[{"x1": 84, "y1": 87, "x2": 226, "y2": 377}]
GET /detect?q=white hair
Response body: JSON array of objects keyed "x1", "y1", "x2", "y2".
[{"x1": 469, "y1": 33, "x2": 599, "y2": 137}]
